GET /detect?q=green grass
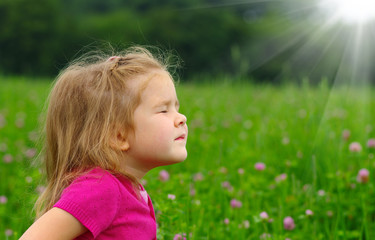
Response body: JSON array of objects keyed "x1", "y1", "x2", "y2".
[{"x1": 1, "y1": 77, "x2": 375, "y2": 239}]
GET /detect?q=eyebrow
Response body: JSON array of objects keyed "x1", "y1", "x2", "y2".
[{"x1": 153, "y1": 99, "x2": 180, "y2": 108}]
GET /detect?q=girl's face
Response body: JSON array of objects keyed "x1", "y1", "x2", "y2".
[{"x1": 124, "y1": 70, "x2": 188, "y2": 172}]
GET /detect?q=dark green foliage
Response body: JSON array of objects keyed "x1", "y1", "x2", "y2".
[
  {"x1": 0, "y1": 0, "x2": 254, "y2": 77},
  {"x1": 0, "y1": 0, "x2": 65, "y2": 75},
  {"x1": 1, "y1": 0, "x2": 374, "y2": 84}
]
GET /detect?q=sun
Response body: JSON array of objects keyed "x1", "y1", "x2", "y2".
[{"x1": 320, "y1": 0, "x2": 375, "y2": 24}]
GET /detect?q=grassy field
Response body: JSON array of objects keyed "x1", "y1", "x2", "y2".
[{"x1": 1, "y1": 77, "x2": 375, "y2": 239}]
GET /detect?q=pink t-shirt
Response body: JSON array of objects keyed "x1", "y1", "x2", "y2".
[{"x1": 54, "y1": 168, "x2": 157, "y2": 239}]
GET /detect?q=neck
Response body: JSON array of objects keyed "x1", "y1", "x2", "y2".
[
  {"x1": 123, "y1": 165, "x2": 148, "y2": 181},
  {"x1": 120, "y1": 156, "x2": 151, "y2": 181}
]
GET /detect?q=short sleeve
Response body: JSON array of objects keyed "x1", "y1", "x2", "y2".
[{"x1": 54, "y1": 169, "x2": 120, "y2": 238}]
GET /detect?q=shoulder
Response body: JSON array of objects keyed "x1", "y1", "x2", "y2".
[
  {"x1": 54, "y1": 168, "x2": 123, "y2": 238},
  {"x1": 74, "y1": 167, "x2": 119, "y2": 184},
  {"x1": 65, "y1": 167, "x2": 121, "y2": 195},
  {"x1": 57, "y1": 167, "x2": 123, "y2": 206}
]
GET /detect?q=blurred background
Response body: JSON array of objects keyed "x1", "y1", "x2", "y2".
[
  {"x1": 2, "y1": 1, "x2": 375, "y2": 238},
  {"x1": 1, "y1": 0, "x2": 374, "y2": 85}
]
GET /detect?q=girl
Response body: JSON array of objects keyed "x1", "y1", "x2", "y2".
[{"x1": 20, "y1": 47, "x2": 188, "y2": 239}]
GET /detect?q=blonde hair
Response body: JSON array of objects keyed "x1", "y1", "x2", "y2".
[{"x1": 35, "y1": 46, "x2": 171, "y2": 218}]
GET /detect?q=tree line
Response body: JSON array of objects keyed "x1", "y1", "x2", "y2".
[{"x1": 1, "y1": 0, "x2": 373, "y2": 83}]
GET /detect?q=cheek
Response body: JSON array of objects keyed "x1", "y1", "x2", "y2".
[
  {"x1": 154, "y1": 125, "x2": 172, "y2": 143},
  {"x1": 140, "y1": 121, "x2": 171, "y2": 143}
]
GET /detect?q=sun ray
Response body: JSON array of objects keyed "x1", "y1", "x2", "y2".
[
  {"x1": 247, "y1": 22, "x2": 313, "y2": 73},
  {"x1": 291, "y1": 25, "x2": 345, "y2": 79},
  {"x1": 311, "y1": 22, "x2": 373, "y2": 167},
  {"x1": 319, "y1": 0, "x2": 375, "y2": 24}
]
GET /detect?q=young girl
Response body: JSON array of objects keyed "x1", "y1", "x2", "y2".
[{"x1": 20, "y1": 47, "x2": 188, "y2": 239}]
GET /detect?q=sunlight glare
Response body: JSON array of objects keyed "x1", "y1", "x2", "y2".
[{"x1": 321, "y1": 0, "x2": 375, "y2": 24}]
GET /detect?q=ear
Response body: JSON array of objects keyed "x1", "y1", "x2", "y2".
[
  {"x1": 117, "y1": 136, "x2": 130, "y2": 151},
  {"x1": 111, "y1": 132, "x2": 130, "y2": 151}
]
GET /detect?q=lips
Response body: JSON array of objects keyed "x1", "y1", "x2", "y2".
[{"x1": 175, "y1": 134, "x2": 186, "y2": 140}]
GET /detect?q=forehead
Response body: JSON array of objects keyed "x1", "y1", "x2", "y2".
[
  {"x1": 124, "y1": 69, "x2": 172, "y2": 99},
  {"x1": 128, "y1": 69, "x2": 171, "y2": 91},
  {"x1": 138, "y1": 70, "x2": 175, "y2": 98}
]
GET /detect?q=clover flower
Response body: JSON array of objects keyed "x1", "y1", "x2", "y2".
[
  {"x1": 25, "y1": 148, "x2": 37, "y2": 158},
  {"x1": 367, "y1": 139, "x2": 375, "y2": 148},
  {"x1": 193, "y1": 172, "x2": 204, "y2": 181},
  {"x1": 168, "y1": 194, "x2": 176, "y2": 200},
  {"x1": 242, "y1": 220, "x2": 250, "y2": 229},
  {"x1": 342, "y1": 129, "x2": 350, "y2": 141},
  {"x1": 3, "y1": 154, "x2": 13, "y2": 163},
  {"x1": 349, "y1": 142, "x2": 362, "y2": 152},
  {"x1": 317, "y1": 190, "x2": 325, "y2": 196},
  {"x1": 275, "y1": 173, "x2": 287, "y2": 183},
  {"x1": 159, "y1": 170, "x2": 170, "y2": 182},
  {"x1": 305, "y1": 209, "x2": 314, "y2": 216},
  {"x1": 357, "y1": 168, "x2": 370, "y2": 184},
  {"x1": 221, "y1": 181, "x2": 233, "y2": 192},
  {"x1": 260, "y1": 233, "x2": 271, "y2": 239},
  {"x1": 173, "y1": 233, "x2": 187, "y2": 240},
  {"x1": 0, "y1": 196, "x2": 8, "y2": 204},
  {"x1": 5, "y1": 229, "x2": 13, "y2": 237},
  {"x1": 260, "y1": 211, "x2": 269, "y2": 220},
  {"x1": 255, "y1": 162, "x2": 266, "y2": 171},
  {"x1": 230, "y1": 199, "x2": 242, "y2": 208},
  {"x1": 283, "y1": 216, "x2": 295, "y2": 230}
]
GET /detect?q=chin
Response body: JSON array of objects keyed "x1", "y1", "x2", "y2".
[{"x1": 159, "y1": 155, "x2": 187, "y2": 167}]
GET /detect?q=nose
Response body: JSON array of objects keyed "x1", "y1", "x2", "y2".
[{"x1": 175, "y1": 113, "x2": 187, "y2": 127}]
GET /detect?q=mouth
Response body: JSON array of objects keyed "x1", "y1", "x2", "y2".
[{"x1": 175, "y1": 134, "x2": 187, "y2": 141}]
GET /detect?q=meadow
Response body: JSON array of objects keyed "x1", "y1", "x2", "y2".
[{"x1": 0, "y1": 77, "x2": 374, "y2": 239}]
